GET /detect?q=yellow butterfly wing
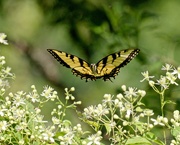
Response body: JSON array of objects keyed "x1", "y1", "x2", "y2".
[
  {"x1": 95, "y1": 49, "x2": 140, "y2": 81},
  {"x1": 47, "y1": 49, "x2": 95, "y2": 80}
]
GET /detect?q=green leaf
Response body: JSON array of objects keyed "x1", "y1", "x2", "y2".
[
  {"x1": 104, "y1": 123, "x2": 111, "y2": 134},
  {"x1": 171, "y1": 126, "x2": 180, "y2": 137},
  {"x1": 145, "y1": 132, "x2": 165, "y2": 145},
  {"x1": 84, "y1": 120, "x2": 99, "y2": 129},
  {"x1": 125, "y1": 136, "x2": 151, "y2": 145}
]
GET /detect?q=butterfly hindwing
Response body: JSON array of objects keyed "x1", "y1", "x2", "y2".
[{"x1": 95, "y1": 49, "x2": 140, "y2": 80}]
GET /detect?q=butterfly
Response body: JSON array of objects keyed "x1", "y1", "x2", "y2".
[{"x1": 47, "y1": 48, "x2": 140, "y2": 81}]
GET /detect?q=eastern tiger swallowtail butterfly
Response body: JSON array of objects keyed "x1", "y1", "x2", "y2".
[{"x1": 47, "y1": 49, "x2": 140, "y2": 81}]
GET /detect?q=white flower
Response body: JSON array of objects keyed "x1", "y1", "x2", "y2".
[
  {"x1": 125, "y1": 109, "x2": 132, "y2": 119},
  {"x1": 41, "y1": 86, "x2": 58, "y2": 100},
  {"x1": 83, "y1": 104, "x2": 109, "y2": 119},
  {"x1": 172, "y1": 66, "x2": 180, "y2": 79},
  {"x1": 162, "y1": 64, "x2": 173, "y2": 71},
  {"x1": 70, "y1": 87, "x2": 75, "y2": 91},
  {"x1": 52, "y1": 117, "x2": 60, "y2": 125},
  {"x1": 94, "y1": 104, "x2": 109, "y2": 117},
  {"x1": 59, "y1": 127, "x2": 75, "y2": 144},
  {"x1": 73, "y1": 124, "x2": 82, "y2": 132},
  {"x1": 173, "y1": 110, "x2": 180, "y2": 121},
  {"x1": 166, "y1": 72, "x2": 178, "y2": 85},
  {"x1": 149, "y1": 80, "x2": 155, "y2": 87},
  {"x1": 19, "y1": 139, "x2": 25, "y2": 145},
  {"x1": 138, "y1": 90, "x2": 146, "y2": 97},
  {"x1": 151, "y1": 116, "x2": 165, "y2": 126},
  {"x1": 0, "y1": 33, "x2": 8, "y2": 45},
  {"x1": 141, "y1": 71, "x2": 154, "y2": 82},
  {"x1": 87, "y1": 131, "x2": 102, "y2": 145},
  {"x1": 163, "y1": 117, "x2": 168, "y2": 124},
  {"x1": 13, "y1": 92, "x2": 26, "y2": 107},
  {"x1": 83, "y1": 105, "x2": 94, "y2": 119},
  {"x1": 35, "y1": 108, "x2": 41, "y2": 114},
  {"x1": 42, "y1": 131, "x2": 55, "y2": 143},
  {"x1": 117, "y1": 93, "x2": 123, "y2": 100},
  {"x1": 0, "y1": 108, "x2": 7, "y2": 116},
  {"x1": 103, "y1": 94, "x2": 112, "y2": 103},
  {"x1": 110, "y1": 121, "x2": 116, "y2": 128},
  {"x1": 2, "y1": 67, "x2": 13, "y2": 76},
  {"x1": 12, "y1": 108, "x2": 25, "y2": 119},
  {"x1": 26, "y1": 92, "x2": 40, "y2": 103},
  {"x1": 15, "y1": 122, "x2": 28, "y2": 131},
  {"x1": 0, "y1": 121, "x2": 7, "y2": 132},
  {"x1": 64, "y1": 88, "x2": 68, "y2": 92},
  {"x1": 124, "y1": 87, "x2": 137, "y2": 98},
  {"x1": 121, "y1": 85, "x2": 126, "y2": 91},
  {"x1": 143, "y1": 109, "x2": 154, "y2": 116},
  {"x1": 113, "y1": 114, "x2": 119, "y2": 119},
  {"x1": 156, "y1": 76, "x2": 168, "y2": 89}
]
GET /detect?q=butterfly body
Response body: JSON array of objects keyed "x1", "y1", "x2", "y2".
[{"x1": 47, "y1": 49, "x2": 140, "y2": 81}]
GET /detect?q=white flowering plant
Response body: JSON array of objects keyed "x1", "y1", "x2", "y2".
[
  {"x1": 1, "y1": 33, "x2": 180, "y2": 145},
  {"x1": 78, "y1": 64, "x2": 180, "y2": 145},
  {"x1": 79, "y1": 63, "x2": 180, "y2": 145},
  {"x1": 81, "y1": 64, "x2": 180, "y2": 145},
  {"x1": 0, "y1": 33, "x2": 86, "y2": 145}
]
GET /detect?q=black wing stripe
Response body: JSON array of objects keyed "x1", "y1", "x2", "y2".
[
  {"x1": 112, "y1": 53, "x2": 117, "y2": 62},
  {"x1": 102, "y1": 56, "x2": 107, "y2": 66},
  {"x1": 65, "y1": 53, "x2": 68, "y2": 57},
  {"x1": 78, "y1": 57, "x2": 84, "y2": 67},
  {"x1": 70, "y1": 54, "x2": 74, "y2": 61}
]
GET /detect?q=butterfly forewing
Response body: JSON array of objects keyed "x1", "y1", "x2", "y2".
[
  {"x1": 47, "y1": 49, "x2": 89, "y2": 68},
  {"x1": 95, "y1": 49, "x2": 140, "y2": 79}
]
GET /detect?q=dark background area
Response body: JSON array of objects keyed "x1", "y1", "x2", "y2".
[{"x1": 0, "y1": 0, "x2": 180, "y2": 141}]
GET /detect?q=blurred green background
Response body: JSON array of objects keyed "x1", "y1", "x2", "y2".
[{"x1": 0, "y1": 0, "x2": 180, "y2": 136}]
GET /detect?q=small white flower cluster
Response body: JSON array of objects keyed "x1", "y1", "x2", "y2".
[
  {"x1": 0, "y1": 84, "x2": 86, "y2": 144},
  {"x1": 0, "y1": 33, "x2": 13, "y2": 94},
  {"x1": 56, "y1": 121, "x2": 89, "y2": 145},
  {"x1": 141, "y1": 64, "x2": 180, "y2": 144},
  {"x1": 49, "y1": 87, "x2": 86, "y2": 145},
  {"x1": 83, "y1": 104, "x2": 109, "y2": 119},
  {"x1": 170, "y1": 110, "x2": 180, "y2": 145},
  {"x1": 0, "y1": 56, "x2": 14, "y2": 93},
  {"x1": 64, "y1": 87, "x2": 81, "y2": 105},
  {"x1": 151, "y1": 116, "x2": 168, "y2": 126},
  {"x1": 141, "y1": 64, "x2": 180, "y2": 91},
  {"x1": 81, "y1": 85, "x2": 151, "y2": 144},
  {"x1": 26, "y1": 85, "x2": 58, "y2": 103},
  {"x1": 80, "y1": 65, "x2": 180, "y2": 144},
  {"x1": 0, "y1": 85, "x2": 61, "y2": 144},
  {"x1": 65, "y1": 87, "x2": 75, "y2": 100},
  {"x1": 87, "y1": 131, "x2": 102, "y2": 145},
  {"x1": 41, "y1": 85, "x2": 58, "y2": 101},
  {"x1": 172, "y1": 110, "x2": 180, "y2": 125}
]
